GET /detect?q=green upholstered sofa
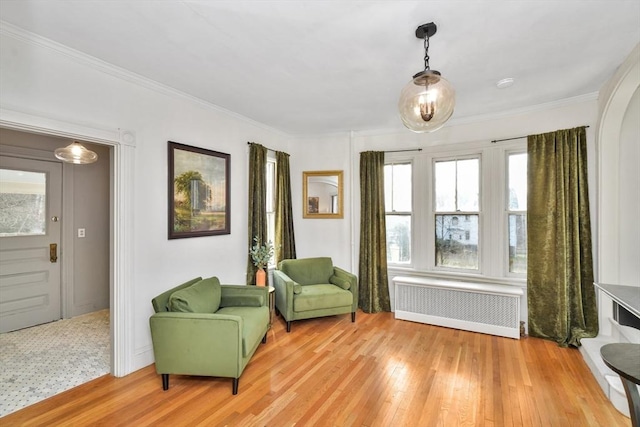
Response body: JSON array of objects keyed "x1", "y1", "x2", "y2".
[
  {"x1": 149, "y1": 276, "x2": 269, "y2": 395},
  {"x1": 273, "y1": 257, "x2": 358, "y2": 332}
]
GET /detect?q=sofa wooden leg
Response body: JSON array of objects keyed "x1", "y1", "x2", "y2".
[
  {"x1": 162, "y1": 374, "x2": 169, "y2": 391},
  {"x1": 262, "y1": 333, "x2": 267, "y2": 344},
  {"x1": 232, "y1": 378, "x2": 239, "y2": 395},
  {"x1": 351, "y1": 312, "x2": 356, "y2": 322},
  {"x1": 286, "y1": 321, "x2": 291, "y2": 333}
]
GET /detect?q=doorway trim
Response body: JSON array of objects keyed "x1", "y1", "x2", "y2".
[{"x1": 0, "y1": 107, "x2": 135, "y2": 377}]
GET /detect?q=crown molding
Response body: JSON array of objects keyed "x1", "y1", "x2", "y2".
[
  {"x1": 447, "y1": 92, "x2": 599, "y2": 127},
  {"x1": 0, "y1": 21, "x2": 289, "y2": 139},
  {"x1": 349, "y1": 92, "x2": 600, "y2": 138}
]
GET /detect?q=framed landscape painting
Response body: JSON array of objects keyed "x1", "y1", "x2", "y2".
[{"x1": 168, "y1": 141, "x2": 230, "y2": 239}]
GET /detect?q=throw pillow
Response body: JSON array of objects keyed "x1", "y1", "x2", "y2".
[
  {"x1": 169, "y1": 276, "x2": 221, "y2": 313},
  {"x1": 329, "y1": 275, "x2": 351, "y2": 290},
  {"x1": 293, "y1": 281, "x2": 302, "y2": 295}
]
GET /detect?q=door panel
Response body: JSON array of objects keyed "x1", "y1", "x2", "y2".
[{"x1": 0, "y1": 156, "x2": 62, "y2": 333}]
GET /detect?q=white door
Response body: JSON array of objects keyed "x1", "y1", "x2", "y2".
[{"x1": 0, "y1": 156, "x2": 62, "y2": 333}]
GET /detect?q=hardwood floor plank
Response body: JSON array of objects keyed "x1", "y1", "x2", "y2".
[{"x1": 1, "y1": 311, "x2": 630, "y2": 427}]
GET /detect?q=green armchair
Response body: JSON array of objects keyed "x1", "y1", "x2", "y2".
[
  {"x1": 273, "y1": 257, "x2": 358, "y2": 332},
  {"x1": 149, "y1": 277, "x2": 269, "y2": 395}
]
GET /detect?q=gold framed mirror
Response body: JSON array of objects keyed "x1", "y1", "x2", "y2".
[{"x1": 303, "y1": 170, "x2": 344, "y2": 219}]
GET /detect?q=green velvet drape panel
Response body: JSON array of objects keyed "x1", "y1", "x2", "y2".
[
  {"x1": 247, "y1": 142, "x2": 267, "y2": 285},
  {"x1": 275, "y1": 151, "x2": 296, "y2": 263},
  {"x1": 359, "y1": 151, "x2": 391, "y2": 313},
  {"x1": 527, "y1": 126, "x2": 598, "y2": 347}
]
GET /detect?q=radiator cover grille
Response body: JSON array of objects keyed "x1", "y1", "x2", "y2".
[{"x1": 394, "y1": 277, "x2": 522, "y2": 339}]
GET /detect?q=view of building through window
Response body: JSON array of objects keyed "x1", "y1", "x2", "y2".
[
  {"x1": 508, "y1": 153, "x2": 527, "y2": 273},
  {"x1": 434, "y1": 158, "x2": 480, "y2": 270},
  {"x1": 384, "y1": 163, "x2": 412, "y2": 263},
  {"x1": 384, "y1": 145, "x2": 527, "y2": 277},
  {"x1": 266, "y1": 159, "x2": 276, "y2": 266}
]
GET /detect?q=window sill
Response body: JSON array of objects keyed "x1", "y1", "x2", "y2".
[{"x1": 386, "y1": 265, "x2": 526, "y2": 288}]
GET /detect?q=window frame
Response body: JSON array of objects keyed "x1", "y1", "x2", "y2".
[
  {"x1": 384, "y1": 159, "x2": 414, "y2": 267},
  {"x1": 505, "y1": 149, "x2": 528, "y2": 278},
  {"x1": 431, "y1": 154, "x2": 482, "y2": 274},
  {"x1": 266, "y1": 153, "x2": 277, "y2": 268},
  {"x1": 383, "y1": 139, "x2": 527, "y2": 284}
]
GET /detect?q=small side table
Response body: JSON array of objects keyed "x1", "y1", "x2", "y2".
[
  {"x1": 268, "y1": 286, "x2": 275, "y2": 328},
  {"x1": 601, "y1": 343, "x2": 640, "y2": 426}
]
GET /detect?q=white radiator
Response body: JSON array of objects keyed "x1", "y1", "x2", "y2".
[{"x1": 393, "y1": 276, "x2": 523, "y2": 339}]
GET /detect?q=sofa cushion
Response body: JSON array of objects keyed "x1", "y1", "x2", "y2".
[
  {"x1": 279, "y1": 257, "x2": 334, "y2": 285},
  {"x1": 293, "y1": 284, "x2": 353, "y2": 312},
  {"x1": 329, "y1": 275, "x2": 351, "y2": 290},
  {"x1": 216, "y1": 306, "x2": 269, "y2": 357},
  {"x1": 293, "y1": 281, "x2": 302, "y2": 295},
  {"x1": 220, "y1": 289, "x2": 265, "y2": 307},
  {"x1": 169, "y1": 277, "x2": 221, "y2": 313}
]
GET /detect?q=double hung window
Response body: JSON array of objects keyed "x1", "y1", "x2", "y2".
[
  {"x1": 265, "y1": 157, "x2": 276, "y2": 267},
  {"x1": 507, "y1": 152, "x2": 527, "y2": 274},
  {"x1": 434, "y1": 158, "x2": 480, "y2": 270},
  {"x1": 384, "y1": 163, "x2": 412, "y2": 264},
  {"x1": 383, "y1": 141, "x2": 527, "y2": 279}
]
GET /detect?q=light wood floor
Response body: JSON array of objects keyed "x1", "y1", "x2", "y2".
[{"x1": 2, "y1": 311, "x2": 629, "y2": 426}]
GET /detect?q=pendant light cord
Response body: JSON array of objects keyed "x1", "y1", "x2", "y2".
[{"x1": 423, "y1": 35, "x2": 430, "y2": 71}]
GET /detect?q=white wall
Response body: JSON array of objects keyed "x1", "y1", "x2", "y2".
[
  {"x1": 0, "y1": 30, "x2": 290, "y2": 371},
  {"x1": 289, "y1": 133, "x2": 353, "y2": 270}
]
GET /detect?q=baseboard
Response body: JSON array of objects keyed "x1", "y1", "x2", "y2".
[{"x1": 133, "y1": 344, "x2": 154, "y2": 372}]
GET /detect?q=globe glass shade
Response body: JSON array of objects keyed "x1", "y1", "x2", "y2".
[
  {"x1": 398, "y1": 70, "x2": 455, "y2": 133},
  {"x1": 54, "y1": 142, "x2": 98, "y2": 164}
]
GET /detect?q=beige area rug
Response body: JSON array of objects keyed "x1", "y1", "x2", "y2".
[{"x1": 0, "y1": 309, "x2": 110, "y2": 417}]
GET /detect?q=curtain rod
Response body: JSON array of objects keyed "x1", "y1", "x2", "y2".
[
  {"x1": 385, "y1": 148, "x2": 423, "y2": 153},
  {"x1": 247, "y1": 141, "x2": 276, "y2": 152},
  {"x1": 491, "y1": 126, "x2": 590, "y2": 143}
]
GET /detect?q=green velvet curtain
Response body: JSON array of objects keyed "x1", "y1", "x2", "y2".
[
  {"x1": 275, "y1": 151, "x2": 296, "y2": 263},
  {"x1": 247, "y1": 142, "x2": 267, "y2": 285},
  {"x1": 359, "y1": 151, "x2": 391, "y2": 313},
  {"x1": 527, "y1": 126, "x2": 598, "y2": 347}
]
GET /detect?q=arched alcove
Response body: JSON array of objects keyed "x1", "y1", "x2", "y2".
[{"x1": 596, "y1": 44, "x2": 640, "y2": 285}]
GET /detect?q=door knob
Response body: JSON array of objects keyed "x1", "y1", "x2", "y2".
[{"x1": 50, "y1": 243, "x2": 58, "y2": 263}]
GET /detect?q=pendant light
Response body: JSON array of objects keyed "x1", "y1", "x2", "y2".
[
  {"x1": 398, "y1": 22, "x2": 455, "y2": 133},
  {"x1": 54, "y1": 141, "x2": 98, "y2": 164}
]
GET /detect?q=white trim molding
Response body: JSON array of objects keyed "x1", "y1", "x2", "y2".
[
  {"x1": 596, "y1": 43, "x2": 640, "y2": 284},
  {"x1": 0, "y1": 107, "x2": 136, "y2": 377},
  {"x1": 0, "y1": 20, "x2": 288, "y2": 140}
]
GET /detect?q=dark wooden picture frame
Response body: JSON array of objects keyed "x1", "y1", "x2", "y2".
[{"x1": 168, "y1": 141, "x2": 230, "y2": 239}]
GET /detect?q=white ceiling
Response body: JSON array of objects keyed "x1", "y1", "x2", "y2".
[{"x1": 1, "y1": 1, "x2": 639, "y2": 135}]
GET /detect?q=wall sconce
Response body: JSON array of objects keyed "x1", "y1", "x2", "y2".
[
  {"x1": 54, "y1": 142, "x2": 98, "y2": 164},
  {"x1": 398, "y1": 22, "x2": 455, "y2": 133}
]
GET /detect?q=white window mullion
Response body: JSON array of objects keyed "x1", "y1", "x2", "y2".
[
  {"x1": 483, "y1": 147, "x2": 500, "y2": 277},
  {"x1": 415, "y1": 154, "x2": 431, "y2": 271}
]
